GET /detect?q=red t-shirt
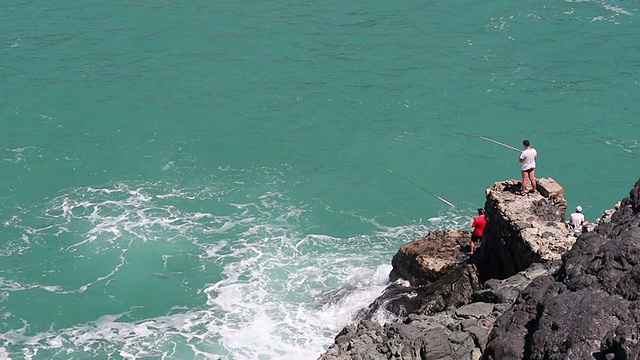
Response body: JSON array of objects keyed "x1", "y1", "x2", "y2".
[{"x1": 472, "y1": 215, "x2": 487, "y2": 237}]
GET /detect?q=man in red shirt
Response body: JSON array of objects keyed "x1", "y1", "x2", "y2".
[{"x1": 469, "y1": 208, "x2": 487, "y2": 255}]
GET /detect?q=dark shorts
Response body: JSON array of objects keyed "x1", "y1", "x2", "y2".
[{"x1": 471, "y1": 235, "x2": 482, "y2": 242}]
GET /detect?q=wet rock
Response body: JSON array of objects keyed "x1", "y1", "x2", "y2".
[{"x1": 360, "y1": 264, "x2": 481, "y2": 319}]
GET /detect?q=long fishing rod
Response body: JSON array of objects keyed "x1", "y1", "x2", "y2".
[
  {"x1": 474, "y1": 135, "x2": 521, "y2": 152},
  {"x1": 387, "y1": 168, "x2": 474, "y2": 219}
]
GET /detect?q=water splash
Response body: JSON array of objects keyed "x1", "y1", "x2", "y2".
[{"x1": 0, "y1": 176, "x2": 459, "y2": 359}]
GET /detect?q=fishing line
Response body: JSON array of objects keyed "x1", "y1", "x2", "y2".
[
  {"x1": 386, "y1": 168, "x2": 474, "y2": 219},
  {"x1": 474, "y1": 135, "x2": 521, "y2": 152}
]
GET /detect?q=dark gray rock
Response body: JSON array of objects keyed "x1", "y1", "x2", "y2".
[
  {"x1": 320, "y1": 261, "x2": 556, "y2": 360},
  {"x1": 466, "y1": 325, "x2": 489, "y2": 351},
  {"x1": 454, "y1": 302, "x2": 494, "y2": 319},
  {"x1": 529, "y1": 289, "x2": 631, "y2": 359},
  {"x1": 359, "y1": 264, "x2": 481, "y2": 320},
  {"x1": 319, "y1": 321, "x2": 457, "y2": 360},
  {"x1": 484, "y1": 275, "x2": 564, "y2": 360},
  {"x1": 448, "y1": 331, "x2": 476, "y2": 359},
  {"x1": 485, "y1": 178, "x2": 640, "y2": 359}
]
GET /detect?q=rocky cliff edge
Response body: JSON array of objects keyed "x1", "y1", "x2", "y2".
[{"x1": 319, "y1": 177, "x2": 621, "y2": 360}]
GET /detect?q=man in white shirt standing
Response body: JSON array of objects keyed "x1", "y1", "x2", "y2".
[{"x1": 518, "y1": 139, "x2": 537, "y2": 195}]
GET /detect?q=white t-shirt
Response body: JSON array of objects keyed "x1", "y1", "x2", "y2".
[
  {"x1": 570, "y1": 212, "x2": 585, "y2": 228},
  {"x1": 520, "y1": 148, "x2": 537, "y2": 171}
]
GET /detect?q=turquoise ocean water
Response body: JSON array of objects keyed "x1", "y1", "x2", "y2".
[{"x1": 1, "y1": 1, "x2": 638, "y2": 358}]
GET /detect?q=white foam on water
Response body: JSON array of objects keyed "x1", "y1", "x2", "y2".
[
  {"x1": 199, "y1": 209, "x2": 467, "y2": 358},
  {"x1": 2, "y1": 147, "x2": 43, "y2": 170},
  {"x1": 604, "y1": 138, "x2": 639, "y2": 154},
  {"x1": 603, "y1": 4, "x2": 633, "y2": 16},
  {"x1": 0, "y1": 309, "x2": 229, "y2": 359},
  {"x1": 0, "y1": 175, "x2": 466, "y2": 359}
]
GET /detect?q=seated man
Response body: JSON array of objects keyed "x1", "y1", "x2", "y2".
[{"x1": 569, "y1": 206, "x2": 585, "y2": 236}]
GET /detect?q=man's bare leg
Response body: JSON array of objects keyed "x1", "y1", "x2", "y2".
[
  {"x1": 530, "y1": 169, "x2": 537, "y2": 192},
  {"x1": 521, "y1": 171, "x2": 529, "y2": 194}
]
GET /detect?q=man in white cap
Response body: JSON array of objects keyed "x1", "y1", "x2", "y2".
[{"x1": 569, "y1": 206, "x2": 585, "y2": 235}]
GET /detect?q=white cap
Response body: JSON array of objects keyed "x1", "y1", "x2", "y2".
[{"x1": 576, "y1": 206, "x2": 582, "y2": 212}]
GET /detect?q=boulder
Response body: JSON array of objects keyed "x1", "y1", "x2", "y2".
[{"x1": 389, "y1": 229, "x2": 469, "y2": 286}]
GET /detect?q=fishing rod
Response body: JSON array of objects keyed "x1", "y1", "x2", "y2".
[
  {"x1": 474, "y1": 135, "x2": 521, "y2": 152},
  {"x1": 387, "y1": 168, "x2": 474, "y2": 219}
]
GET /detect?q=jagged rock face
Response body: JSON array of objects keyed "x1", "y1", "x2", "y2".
[
  {"x1": 485, "y1": 178, "x2": 640, "y2": 359},
  {"x1": 475, "y1": 178, "x2": 574, "y2": 281}
]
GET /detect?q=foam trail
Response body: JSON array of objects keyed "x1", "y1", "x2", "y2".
[{"x1": 0, "y1": 176, "x2": 456, "y2": 359}]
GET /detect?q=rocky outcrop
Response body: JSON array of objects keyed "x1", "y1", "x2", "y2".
[
  {"x1": 485, "y1": 179, "x2": 640, "y2": 359},
  {"x1": 474, "y1": 178, "x2": 575, "y2": 281},
  {"x1": 319, "y1": 178, "x2": 583, "y2": 360}
]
